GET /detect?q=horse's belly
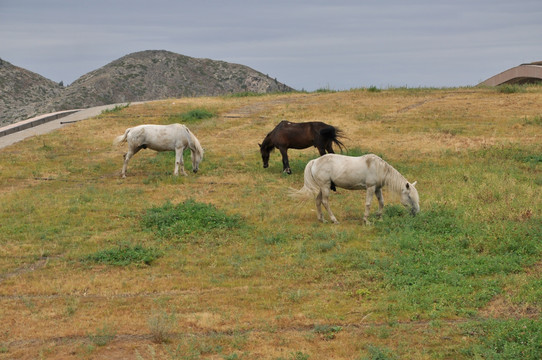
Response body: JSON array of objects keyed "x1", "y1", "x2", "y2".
[
  {"x1": 333, "y1": 179, "x2": 366, "y2": 190},
  {"x1": 339, "y1": 183, "x2": 366, "y2": 190},
  {"x1": 147, "y1": 143, "x2": 172, "y2": 152}
]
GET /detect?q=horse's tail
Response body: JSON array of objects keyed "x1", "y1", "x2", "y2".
[
  {"x1": 320, "y1": 125, "x2": 346, "y2": 153},
  {"x1": 113, "y1": 128, "x2": 130, "y2": 146},
  {"x1": 289, "y1": 159, "x2": 320, "y2": 200}
]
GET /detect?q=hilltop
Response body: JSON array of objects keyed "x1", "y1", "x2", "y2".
[
  {"x1": 0, "y1": 58, "x2": 64, "y2": 125},
  {"x1": 0, "y1": 50, "x2": 294, "y2": 125}
]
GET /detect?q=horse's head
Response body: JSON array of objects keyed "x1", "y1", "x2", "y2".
[
  {"x1": 401, "y1": 181, "x2": 420, "y2": 216},
  {"x1": 259, "y1": 143, "x2": 270, "y2": 168},
  {"x1": 191, "y1": 146, "x2": 204, "y2": 173}
]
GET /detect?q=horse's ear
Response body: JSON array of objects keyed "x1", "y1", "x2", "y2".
[
  {"x1": 412, "y1": 181, "x2": 417, "y2": 187},
  {"x1": 258, "y1": 143, "x2": 262, "y2": 148}
]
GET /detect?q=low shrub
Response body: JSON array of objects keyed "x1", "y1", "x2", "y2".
[{"x1": 142, "y1": 199, "x2": 242, "y2": 239}]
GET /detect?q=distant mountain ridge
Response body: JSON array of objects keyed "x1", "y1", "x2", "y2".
[{"x1": 0, "y1": 50, "x2": 294, "y2": 126}]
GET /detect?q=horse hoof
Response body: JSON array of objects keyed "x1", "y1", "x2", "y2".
[{"x1": 284, "y1": 168, "x2": 291, "y2": 174}]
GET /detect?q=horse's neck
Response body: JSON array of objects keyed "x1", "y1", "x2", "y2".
[
  {"x1": 381, "y1": 161, "x2": 406, "y2": 195},
  {"x1": 262, "y1": 136, "x2": 274, "y2": 152},
  {"x1": 186, "y1": 131, "x2": 201, "y2": 154}
]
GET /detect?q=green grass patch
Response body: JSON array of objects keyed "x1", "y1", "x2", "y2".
[
  {"x1": 101, "y1": 103, "x2": 130, "y2": 115},
  {"x1": 168, "y1": 108, "x2": 216, "y2": 124},
  {"x1": 497, "y1": 84, "x2": 527, "y2": 94},
  {"x1": 83, "y1": 243, "x2": 162, "y2": 266},
  {"x1": 362, "y1": 345, "x2": 398, "y2": 360},
  {"x1": 520, "y1": 114, "x2": 542, "y2": 126},
  {"x1": 372, "y1": 203, "x2": 542, "y2": 316},
  {"x1": 142, "y1": 199, "x2": 242, "y2": 239},
  {"x1": 463, "y1": 319, "x2": 542, "y2": 359},
  {"x1": 313, "y1": 324, "x2": 343, "y2": 340},
  {"x1": 345, "y1": 147, "x2": 372, "y2": 157}
]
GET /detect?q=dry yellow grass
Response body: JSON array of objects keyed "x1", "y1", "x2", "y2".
[{"x1": 0, "y1": 87, "x2": 541, "y2": 359}]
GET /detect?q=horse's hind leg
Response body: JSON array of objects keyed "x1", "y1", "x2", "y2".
[
  {"x1": 121, "y1": 146, "x2": 143, "y2": 178},
  {"x1": 317, "y1": 144, "x2": 327, "y2": 156},
  {"x1": 315, "y1": 191, "x2": 325, "y2": 223},
  {"x1": 324, "y1": 141, "x2": 334, "y2": 154},
  {"x1": 175, "y1": 147, "x2": 187, "y2": 176},
  {"x1": 321, "y1": 187, "x2": 339, "y2": 224},
  {"x1": 279, "y1": 147, "x2": 291, "y2": 174},
  {"x1": 121, "y1": 153, "x2": 129, "y2": 178}
]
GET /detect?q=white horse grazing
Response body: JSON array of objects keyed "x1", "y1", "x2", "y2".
[
  {"x1": 113, "y1": 124, "x2": 204, "y2": 178},
  {"x1": 293, "y1": 154, "x2": 419, "y2": 224}
]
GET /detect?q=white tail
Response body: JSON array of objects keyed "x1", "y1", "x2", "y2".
[
  {"x1": 289, "y1": 159, "x2": 320, "y2": 200},
  {"x1": 113, "y1": 128, "x2": 130, "y2": 146}
]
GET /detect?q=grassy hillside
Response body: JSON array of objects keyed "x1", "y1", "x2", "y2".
[{"x1": 0, "y1": 86, "x2": 541, "y2": 359}]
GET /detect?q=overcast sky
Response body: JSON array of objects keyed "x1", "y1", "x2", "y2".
[{"x1": 1, "y1": 0, "x2": 541, "y2": 91}]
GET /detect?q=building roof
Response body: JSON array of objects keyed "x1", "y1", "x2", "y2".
[{"x1": 480, "y1": 61, "x2": 542, "y2": 86}]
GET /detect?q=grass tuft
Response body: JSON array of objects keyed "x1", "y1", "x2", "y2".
[
  {"x1": 142, "y1": 199, "x2": 242, "y2": 239},
  {"x1": 83, "y1": 243, "x2": 162, "y2": 266},
  {"x1": 168, "y1": 108, "x2": 215, "y2": 124}
]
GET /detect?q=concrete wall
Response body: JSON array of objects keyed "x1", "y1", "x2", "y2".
[{"x1": 0, "y1": 110, "x2": 79, "y2": 137}]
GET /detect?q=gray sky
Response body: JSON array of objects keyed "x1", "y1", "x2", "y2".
[{"x1": 1, "y1": 0, "x2": 541, "y2": 91}]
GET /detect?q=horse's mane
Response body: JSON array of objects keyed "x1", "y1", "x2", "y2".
[
  {"x1": 260, "y1": 132, "x2": 275, "y2": 152},
  {"x1": 371, "y1": 155, "x2": 407, "y2": 196},
  {"x1": 183, "y1": 125, "x2": 204, "y2": 156}
]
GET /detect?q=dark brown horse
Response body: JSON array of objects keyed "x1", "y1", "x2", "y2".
[{"x1": 259, "y1": 120, "x2": 345, "y2": 174}]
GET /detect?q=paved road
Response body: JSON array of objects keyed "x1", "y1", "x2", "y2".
[{"x1": 0, "y1": 103, "x2": 138, "y2": 149}]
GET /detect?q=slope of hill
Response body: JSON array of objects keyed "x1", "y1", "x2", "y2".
[
  {"x1": 0, "y1": 58, "x2": 64, "y2": 126},
  {"x1": 0, "y1": 50, "x2": 294, "y2": 125},
  {"x1": 1, "y1": 88, "x2": 541, "y2": 359}
]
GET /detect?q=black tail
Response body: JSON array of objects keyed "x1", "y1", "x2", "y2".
[{"x1": 320, "y1": 126, "x2": 346, "y2": 153}]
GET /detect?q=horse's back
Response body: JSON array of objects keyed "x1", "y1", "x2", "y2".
[
  {"x1": 313, "y1": 154, "x2": 377, "y2": 189},
  {"x1": 127, "y1": 124, "x2": 187, "y2": 151},
  {"x1": 270, "y1": 121, "x2": 316, "y2": 148}
]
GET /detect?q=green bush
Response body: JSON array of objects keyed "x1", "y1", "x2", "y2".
[{"x1": 142, "y1": 199, "x2": 242, "y2": 239}]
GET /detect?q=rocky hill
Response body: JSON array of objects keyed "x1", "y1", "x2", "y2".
[
  {"x1": 0, "y1": 50, "x2": 294, "y2": 126},
  {"x1": 0, "y1": 59, "x2": 64, "y2": 126}
]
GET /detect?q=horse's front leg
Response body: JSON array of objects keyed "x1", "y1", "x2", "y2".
[
  {"x1": 175, "y1": 148, "x2": 187, "y2": 176},
  {"x1": 279, "y1": 147, "x2": 291, "y2": 174},
  {"x1": 364, "y1": 186, "x2": 376, "y2": 224},
  {"x1": 375, "y1": 187, "x2": 385, "y2": 219}
]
